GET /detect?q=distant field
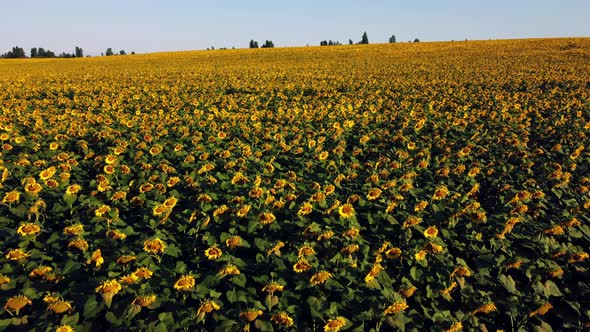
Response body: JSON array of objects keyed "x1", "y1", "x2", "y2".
[{"x1": 1, "y1": 38, "x2": 589, "y2": 331}]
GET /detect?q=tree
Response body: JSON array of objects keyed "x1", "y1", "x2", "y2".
[
  {"x1": 413, "y1": 38, "x2": 420, "y2": 43},
  {"x1": 359, "y1": 32, "x2": 369, "y2": 44},
  {"x1": 31, "y1": 48, "x2": 38, "y2": 58},
  {"x1": 261, "y1": 40, "x2": 274, "y2": 48},
  {"x1": 389, "y1": 35, "x2": 396, "y2": 43},
  {"x1": 1, "y1": 46, "x2": 26, "y2": 58},
  {"x1": 249, "y1": 40, "x2": 259, "y2": 48},
  {"x1": 75, "y1": 47, "x2": 83, "y2": 57},
  {"x1": 131, "y1": 51, "x2": 136, "y2": 55},
  {"x1": 119, "y1": 50, "x2": 126, "y2": 55},
  {"x1": 349, "y1": 39, "x2": 353, "y2": 45},
  {"x1": 320, "y1": 40, "x2": 327, "y2": 46},
  {"x1": 105, "y1": 48, "x2": 114, "y2": 56}
]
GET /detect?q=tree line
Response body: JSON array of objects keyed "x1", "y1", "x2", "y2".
[
  {"x1": 320, "y1": 32, "x2": 420, "y2": 46},
  {"x1": 2, "y1": 32, "x2": 421, "y2": 57},
  {"x1": 1, "y1": 46, "x2": 85, "y2": 58},
  {"x1": 0, "y1": 46, "x2": 135, "y2": 58}
]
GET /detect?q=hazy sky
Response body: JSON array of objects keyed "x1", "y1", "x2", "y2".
[{"x1": 1, "y1": 0, "x2": 589, "y2": 55}]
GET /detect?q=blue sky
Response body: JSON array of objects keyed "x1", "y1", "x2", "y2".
[{"x1": 1, "y1": 0, "x2": 589, "y2": 55}]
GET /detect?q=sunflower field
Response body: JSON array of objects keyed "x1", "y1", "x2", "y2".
[{"x1": 1, "y1": 38, "x2": 589, "y2": 331}]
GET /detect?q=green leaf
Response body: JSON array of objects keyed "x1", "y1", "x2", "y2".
[
  {"x1": 9, "y1": 204, "x2": 26, "y2": 218},
  {"x1": 254, "y1": 320, "x2": 274, "y2": 332},
  {"x1": 105, "y1": 311, "x2": 121, "y2": 325},
  {"x1": 63, "y1": 193, "x2": 77, "y2": 206},
  {"x1": 544, "y1": 280, "x2": 563, "y2": 297},
  {"x1": 83, "y1": 297, "x2": 99, "y2": 319},
  {"x1": 214, "y1": 320, "x2": 237, "y2": 332},
  {"x1": 499, "y1": 274, "x2": 519, "y2": 294},
  {"x1": 61, "y1": 312, "x2": 80, "y2": 326}
]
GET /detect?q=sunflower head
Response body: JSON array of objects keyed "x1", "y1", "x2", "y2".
[
  {"x1": 204, "y1": 246, "x2": 222, "y2": 260},
  {"x1": 173, "y1": 275, "x2": 196, "y2": 291},
  {"x1": 3, "y1": 295, "x2": 32, "y2": 315}
]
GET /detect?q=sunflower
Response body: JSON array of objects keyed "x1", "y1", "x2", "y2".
[
  {"x1": 119, "y1": 273, "x2": 139, "y2": 284},
  {"x1": 4, "y1": 295, "x2": 32, "y2": 315},
  {"x1": 95, "y1": 279, "x2": 123, "y2": 305},
  {"x1": 415, "y1": 250, "x2": 427, "y2": 261},
  {"x1": 240, "y1": 309, "x2": 263, "y2": 322},
  {"x1": 0, "y1": 274, "x2": 10, "y2": 286},
  {"x1": 262, "y1": 281, "x2": 284, "y2": 293},
  {"x1": 383, "y1": 301, "x2": 409, "y2": 316},
  {"x1": 236, "y1": 204, "x2": 251, "y2": 217},
  {"x1": 5, "y1": 248, "x2": 30, "y2": 261},
  {"x1": 45, "y1": 178, "x2": 59, "y2": 188},
  {"x1": 48, "y1": 300, "x2": 73, "y2": 314},
  {"x1": 16, "y1": 223, "x2": 41, "y2": 236},
  {"x1": 385, "y1": 247, "x2": 402, "y2": 259},
  {"x1": 111, "y1": 191, "x2": 127, "y2": 201},
  {"x1": 366, "y1": 188, "x2": 382, "y2": 201},
  {"x1": 544, "y1": 225, "x2": 565, "y2": 236},
  {"x1": 55, "y1": 325, "x2": 75, "y2": 332},
  {"x1": 39, "y1": 166, "x2": 56, "y2": 181},
  {"x1": 259, "y1": 211, "x2": 276, "y2": 225},
  {"x1": 133, "y1": 267, "x2": 154, "y2": 279},
  {"x1": 271, "y1": 312, "x2": 294, "y2": 327},
  {"x1": 338, "y1": 204, "x2": 355, "y2": 218},
  {"x1": 24, "y1": 182, "x2": 42, "y2": 195},
  {"x1": 219, "y1": 264, "x2": 240, "y2": 276},
  {"x1": 62, "y1": 184, "x2": 80, "y2": 197},
  {"x1": 400, "y1": 286, "x2": 417, "y2": 298},
  {"x1": 293, "y1": 259, "x2": 312, "y2": 273},
  {"x1": 324, "y1": 317, "x2": 347, "y2": 332},
  {"x1": 471, "y1": 302, "x2": 497, "y2": 315},
  {"x1": 267, "y1": 241, "x2": 285, "y2": 256},
  {"x1": 94, "y1": 205, "x2": 111, "y2": 217},
  {"x1": 163, "y1": 196, "x2": 178, "y2": 208},
  {"x1": 133, "y1": 295, "x2": 157, "y2": 308},
  {"x1": 2, "y1": 190, "x2": 20, "y2": 204},
  {"x1": 414, "y1": 200, "x2": 428, "y2": 212},
  {"x1": 116, "y1": 255, "x2": 136, "y2": 265},
  {"x1": 106, "y1": 229, "x2": 127, "y2": 240},
  {"x1": 205, "y1": 246, "x2": 222, "y2": 260},
  {"x1": 173, "y1": 275, "x2": 196, "y2": 291},
  {"x1": 225, "y1": 236, "x2": 242, "y2": 249},
  {"x1": 342, "y1": 228, "x2": 360, "y2": 238},
  {"x1": 318, "y1": 150, "x2": 329, "y2": 161},
  {"x1": 298, "y1": 245, "x2": 316, "y2": 257},
  {"x1": 89, "y1": 249, "x2": 104, "y2": 267},
  {"x1": 63, "y1": 224, "x2": 84, "y2": 236},
  {"x1": 29, "y1": 266, "x2": 53, "y2": 278},
  {"x1": 143, "y1": 238, "x2": 166, "y2": 255},
  {"x1": 341, "y1": 244, "x2": 359, "y2": 255},
  {"x1": 68, "y1": 238, "x2": 89, "y2": 251},
  {"x1": 444, "y1": 322, "x2": 463, "y2": 332},
  {"x1": 403, "y1": 216, "x2": 422, "y2": 228},
  {"x1": 104, "y1": 154, "x2": 118, "y2": 164},
  {"x1": 298, "y1": 202, "x2": 313, "y2": 216},
  {"x1": 310, "y1": 271, "x2": 333, "y2": 285},
  {"x1": 424, "y1": 226, "x2": 439, "y2": 239},
  {"x1": 197, "y1": 300, "x2": 220, "y2": 314}
]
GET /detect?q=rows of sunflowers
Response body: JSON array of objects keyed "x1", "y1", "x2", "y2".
[{"x1": 0, "y1": 38, "x2": 589, "y2": 331}]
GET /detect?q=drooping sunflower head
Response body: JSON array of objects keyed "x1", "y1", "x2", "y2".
[
  {"x1": 240, "y1": 309, "x2": 263, "y2": 322},
  {"x1": 3, "y1": 295, "x2": 32, "y2": 315}
]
